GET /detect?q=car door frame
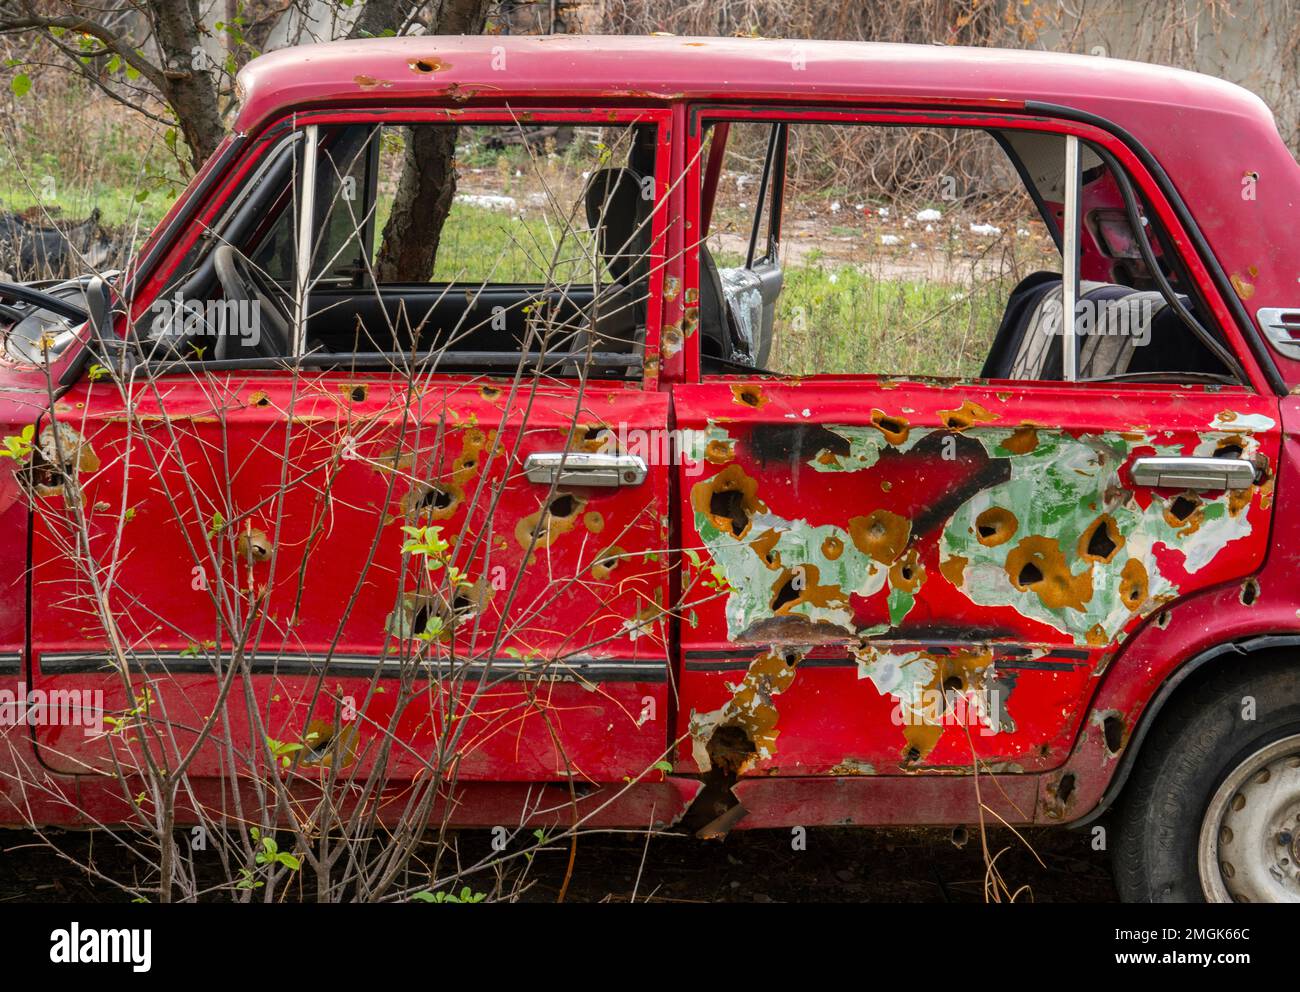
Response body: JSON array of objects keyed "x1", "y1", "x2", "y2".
[{"x1": 669, "y1": 102, "x2": 1281, "y2": 796}]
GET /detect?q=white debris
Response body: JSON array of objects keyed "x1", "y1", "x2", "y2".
[
  {"x1": 969, "y1": 222, "x2": 1002, "y2": 236},
  {"x1": 455, "y1": 193, "x2": 518, "y2": 211},
  {"x1": 830, "y1": 200, "x2": 842, "y2": 213},
  {"x1": 925, "y1": 224, "x2": 934, "y2": 233},
  {"x1": 877, "y1": 207, "x2": 890, "y2": 218},
  {"x1": 880, "y1": 234, "x2": 903, "y2": 246},
  {"x1": 916, "y1": 208, "x2": 942, "y2": 222}
]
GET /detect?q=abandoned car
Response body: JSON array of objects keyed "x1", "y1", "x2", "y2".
[{"x1": 1, "y1": 36, "x2": 1299, "y2": 904}]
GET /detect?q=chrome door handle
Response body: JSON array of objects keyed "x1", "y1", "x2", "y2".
[
  {"x1": 1130, "y1": 456, "x2": 1256, "y2": 491},
  {"x1": 523, "y1": 451, "x2": 647, "y2": 488}
]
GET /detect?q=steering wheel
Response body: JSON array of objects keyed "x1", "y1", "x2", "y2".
[{"x1": 212, "y1": 244, "x2": 292, "y2": 358}]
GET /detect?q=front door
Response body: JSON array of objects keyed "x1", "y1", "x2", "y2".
[{"x1": 28, "y1": 109, "x2": 678, "y2": 811}]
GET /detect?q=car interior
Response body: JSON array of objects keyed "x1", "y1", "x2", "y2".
[
  {"x1": 696, "y1": 121, "x2": 1240, "y2": 384},
  {"x1": 151, "y1": 121, "x2": 660, "y2": 377}
]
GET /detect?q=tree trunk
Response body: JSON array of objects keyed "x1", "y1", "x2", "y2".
[
  {"x1": 151, "y1": 0, "x2": 225, "y2": 170},
  {"x1": 362, "y1": 0, "x2": 494, "y2": 282}
]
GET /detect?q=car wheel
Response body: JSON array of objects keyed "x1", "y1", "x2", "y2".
[{"x1": 1112, "y1": 657, "x2": 1300, "y2": 902}]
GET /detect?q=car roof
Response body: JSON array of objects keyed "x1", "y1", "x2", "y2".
[{"x1": 234, "y1": 34, "x2": 1274, "y2": 135}]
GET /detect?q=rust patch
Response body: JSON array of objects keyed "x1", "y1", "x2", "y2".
[
  {"x1": 692, "y1": 464, "x2": 763, "y2": 539},
  {"x1": 1119, "y1": 557, "x2": 1149, "y2": 611},
  {"x1": 939, "y1": 553, "x2": 967, "y2": 587},
  {"x1": 583, "y1": 510, "x2": 605, "y2": 534},
  {"x1": 300, "y1": 718, "x2": 360, "y2": 769},
  {"x1": 888, "y1": 548, "x2": 926, "y2": 594},
  {"x1": 1002, "y1": 424, "x2": 1039, "y2": 454},
  {"x1": 353, "y1": 74, "x2": 392, "y2": 90},
  {"x1": 974, "y1": 506, "x2": 1018, "y2": 547},
  {"x1": 236, "y1": 528, "x2": 272, "y2": 563},
  {"x1": 937, "y1": 400, "x2": 999, "y2": 431},
  {"x1": 693, "y1": 650, "x2": 801, "y2": 773},
  {"x1": 591, "y1": 546, "x2": 625, "y2": 581},
  {"x1": 516, "y1": 491, "x2": 586, "y2": 552},
  {"x1": 848, "y1": 509, "x2": 912, "y2": 564},
  {"x1": 869, "y1": 409, "x2": 910, "y2": 445},
  {"x1": 749, "y1": 528, "x2": 783, "y2": 569},
  {"x1": 769, "y1": 563, "x2": 845, "y2": 614},
  {"x1": 249, "y1": 390, "x2": 271, "y2": 408},
  {"x1": 704, "y1": 438, "x2": 735, "y2": 465},
  {"x1": 821, "y1": 534, "x2": 844, "y2": 561},
  {"x1": 1005, "y1": 535, "x2": 1092, "y2": 611},
  {"x1": 479, "y1": 385, "x2": 501, "y2": 401}
]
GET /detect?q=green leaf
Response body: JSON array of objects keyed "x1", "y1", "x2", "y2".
[{"x1": 10, "y1": 73, "x2": 31, "y2": 98}]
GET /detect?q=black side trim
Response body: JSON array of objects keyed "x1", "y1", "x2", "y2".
[
  {"x1": 1024, "y1": 100, "x2": 1286, "y2": 396},
  {"x1": 0, "y1": 653, "x2": 22, "y2": 676}
]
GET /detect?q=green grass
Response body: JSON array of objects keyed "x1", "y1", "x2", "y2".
[{"x1": 768, "y1": 261, "x2": 1008, "y2": 378}]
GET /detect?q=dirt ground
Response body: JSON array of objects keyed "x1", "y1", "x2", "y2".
[{"x1": 1, "y1": 824, "x2": 1118, "y2": 903}]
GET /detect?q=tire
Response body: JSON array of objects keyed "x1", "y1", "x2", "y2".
[{"x1": 1112, "y1": 655, "x2": 1300, "y2": 903}]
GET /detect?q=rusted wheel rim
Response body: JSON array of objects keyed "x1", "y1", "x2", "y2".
[{"x1": 1198, "y1": 733, "x2": 1300, "y2": 903}]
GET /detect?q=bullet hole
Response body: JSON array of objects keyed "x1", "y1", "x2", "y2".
[
  {"x1": 1155, "y1": 610, "x2": 1172, "y2": 629},
  {"x1": 346, "y1": 385, "x2": 367, "y2": 403},
  {"x1": 1081, "y1": 515, "x2": 1121, "y2": 563},
  {"x1": 1056, "y1": 772, "x2": 1076, "y2": 805},
  {"x1": 937, "y1": 400, "x2": 997, "y2": 432},
  {"x1": 479, "y1": 385, "x2": 501, "y2": 400},
  {"x1": 420, "y1": 486, "x2": 455, "y2": 511},
  {"x1": 870, "y1": 409, "x2": 910, "y2": 444},
  {"x1": 409, "y1": 57, "x2": 447, "y2": 73},
  {"x1": 899, "y1": 564, "x2": 915, "y2": 581},
  {"x1": 783, "y1": 652, "x2": 800, "y2": 667},
  {"x1": 730, "y1": 383, "x2": 766, "y2": 408},
  {"x1": 1167, "y1": 494, "x2": 1199, "y2": 522},
  {"x1": 1120, "y1": 557, "x2": 1149, "y2": 611},
  {"x1": 975, "y1": 506, "x2": 1018, "y2": 547},
  {"x1": 1018, "y1": 561, "x2": 1044, "y2": 585},
  {"x1": 848, "y1": 509, "x2": 912, "y2": 564},
  {"x1": 1102, "y1": 714, "x2": 1125, "y2": 754},
  {"x1": 943, "y1": 675, "x2": 964, "y2": 693},
  {"x1": 451, "y1": 590, "x2": 475, "y2": 614},
  {"x1": 584, "y1": 425, "x2": 606, "y2": 442},
  {"x1": 1240, "y1": 578, "x2": 1260, "y2": 606},
  {"x1": 707, "y1": 724, "x2": 757, "y2": 775},
  {"x1": 704, "y1": 439, "x2": 735, "y2": 465},
  {"x1": 1215, "y1": 441, "x2": 1245, "y2": 459},
  {"x1": 236, "y1": 529, "x2": 271, "y2": 563},
  {"x1": 950, "y1": 825, "x2": 969, "y2": 849},
  {"x1": 591, "y1": 546, "x2": 625, "y2": 581},
  {"x1": 250, "y1": 391, "x2": 270, "y2": 407},
  {"x1": 548, "y1": 493, "x2": 576, "y2": 518},
  {"x1": 710, "y1": 489, "x2": 749, "y2": 538},
  {"x1": 410, "y1": 603, "x2": 433, "y2": 634},
  {"x1": 904, "y1": 745, "x2": 922, "y2": 763},
  {"x1": 771, "y1": 576, "x2": 801, "y2": 611}
]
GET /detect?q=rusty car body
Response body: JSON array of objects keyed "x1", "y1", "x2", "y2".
[{"x1": 2, "y1": 36, "x2": 1299, "y2": 903}]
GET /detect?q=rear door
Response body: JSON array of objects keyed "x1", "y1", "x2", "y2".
[{"x1": 673, "y1": 109, "x2": 1281, "y2": 780}]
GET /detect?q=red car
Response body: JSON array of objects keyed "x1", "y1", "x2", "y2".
[{"x1": 1, "y1": 35, "x2": 1298, "y2": 904}]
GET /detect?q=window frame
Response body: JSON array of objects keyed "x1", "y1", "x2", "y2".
[
  {"x1": 123, "y1": 105, "x2": 675, "y2": 388},
  {"x1": 680, "y1": 103, "x2": 1267, "y2": 394}
]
